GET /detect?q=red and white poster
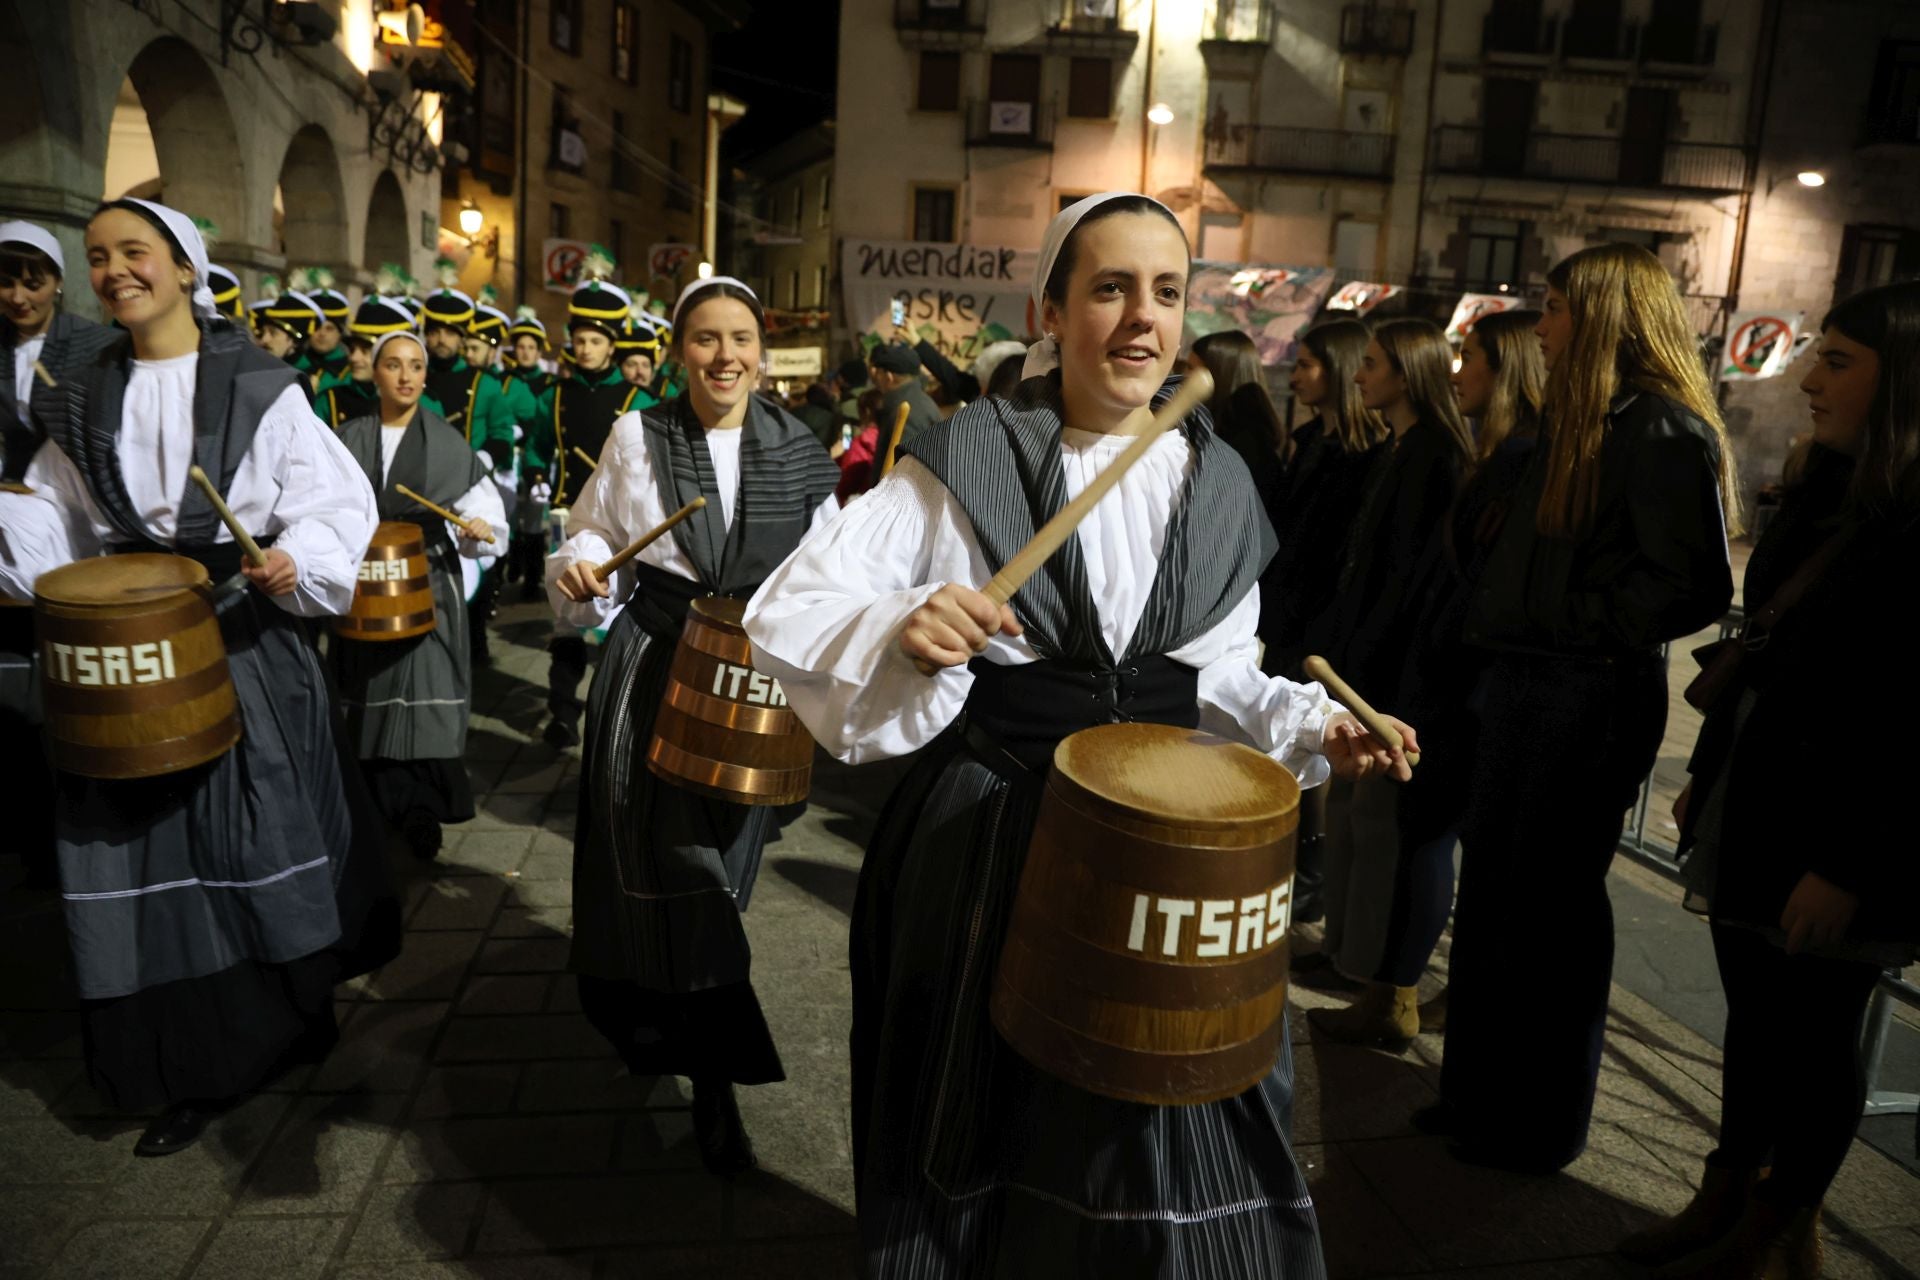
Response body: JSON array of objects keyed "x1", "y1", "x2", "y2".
[
  {"x1": 1444, "y1": 292, "x2": 1525, "y2": 341},
  {"x1": 1719, "y1": 310, "x2": 1804, "y2": 382},
  {"x1": 1325, "y1": 282, "x2": 1400, "y2": 315},
  {"x1": 541, "y1": 238, "x2": 591, "y2": 295}
]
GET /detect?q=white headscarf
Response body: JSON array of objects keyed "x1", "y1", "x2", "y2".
[
  {"x1": 117, "y1": 198, "x2": 218, "y2": 322},
  {"x1": 371, "y1": 329, "x2": 426, "y2": 364},
  {"x1": 0, "y1": 220, "x2": 65, "y2": 277},
  {"x1": 670, "y1": 275, "x2": 757, "y2": 330},
  {"x1": 1022, "y1": 191, "x2": 1180, "y2": 379}
]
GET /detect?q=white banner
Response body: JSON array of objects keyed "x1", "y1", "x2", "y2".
[
  {"x1": 841, "y1": 237, "x2": 1037, "y2": 362},
  {"x1": 1719, "y1": 310, "x2": 1804, "y2": 382},
  {"x1": 1325, "y1": 282, "x2": 1400, "y2": 315},
  {"x1": 767, "y1": 347, "x2": 824, "y2": 378},
  {"x1": 542, "y1": 238, "x2": 593, "y2": 295}
]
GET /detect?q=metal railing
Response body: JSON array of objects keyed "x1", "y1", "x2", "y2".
[
  {"x1": 1202, "y1": 0, "x2": 1275, "y2": 45},
  {"x1": 1341, "y1": 5, "x2": 1414, "y2": 56},
  {"x1": 1481, "y1": 15, "x2": 1719, "y2": 68},
  {"x1": 965, "y1": 99, "x2": 1057, "y2": 149},
  {"x1": 1433, "y1": 125, "x2": 1749, "y2": 194},
  {"x1": 1482, "y1": 11, "x2": 1556, "y2": 57},
  {"x1": 1052, "y1": 0, "x2": 1130, "y2": 33},
  {"x1": 1641, "y1": 19, "x2": 1720, "y2": 67},
  {"x1": 1616, "y1": 623, "x2": 1918, "y2": 1120},
  {"x1": 1205, "y1": 125, "x2": 1397, "y2": 179}
]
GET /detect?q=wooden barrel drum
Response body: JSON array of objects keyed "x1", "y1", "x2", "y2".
[
  {"x1": 990, "y1": 722, "x2": 1301, "y2": 1106},
  {"x1": 33, "y1": 553, "x2": 241, "y2": 779},
  {"x1": 334, "y1": 521, "x2": 436, "y2": 642},
  {"x1": 646, "y1": 597, "x2": 813, "y2": 806}
]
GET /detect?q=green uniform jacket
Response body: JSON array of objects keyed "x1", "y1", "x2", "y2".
[
  {"x1": 427, "y1": 356, "x2": 517, "y2": 462},
  {"x1": 298, "y1": 347, "x2": 354, "y2": 393},
  {"x1": 312, "y1": 380, "x2": 447, "y2": 430},
  {"x1": 522, "y1": 366, "x2": 657, "y2": 478}
]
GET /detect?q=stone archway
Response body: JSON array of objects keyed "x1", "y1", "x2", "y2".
[
  {"x1": 275, "y1": 124, "x2": 348, "y2": 269},
  {"x1": 364, "y1": 168, "x2": 410, "y2": 273},
  {"x1": 109, "y1": 37, "x2": 247, "y2": 243}
]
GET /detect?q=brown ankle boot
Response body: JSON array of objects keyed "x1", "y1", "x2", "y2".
[
  {"x1": 1654, "y1": 1190, "x2": 1822, "y2": 1280},
  {"x1": 1618, "y1": 1158, "x2": 1762, "y2": 1265},
  {"x1": 1417, "y1": 986, "x2": 1448, "y2": 1033},
  {"x1": 1307, "y1": 982, "x2": 1419, "y2": 1047}
]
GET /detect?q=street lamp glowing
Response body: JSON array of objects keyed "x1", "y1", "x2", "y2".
[
  {"x1": 1146, "y1": 102, "x2": 1175, "y2": 126},
  {"x1": 696, "y1": 261, "x2": 714, "y2": 279},
  {"x1": 1796, "y1": 170, "x2": 1826, "y2": 188},
  {"x1": 457, "y1": 203, "x2": 484, "y2": 237}
]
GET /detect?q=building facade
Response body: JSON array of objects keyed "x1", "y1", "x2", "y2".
[
  {"x1": 441, "y1": 0, "x2": 745, "y2": 333},
  {"x1": 0, "y1": 0, "x2": 448, "y2": 318},
  {"x1": 838, "y1": 0, "x2": 1920, "y2": 502},
  {"x1": 737, "y1": 122, "x2": 836, "y2": 366}
]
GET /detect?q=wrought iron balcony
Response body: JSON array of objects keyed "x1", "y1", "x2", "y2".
[
  {"x1": 1205, "y1": 125, "x2": 1396, "y2": 180},
  {"x1": 1045, "y1": 0, "x2": 1139, "y2": 54},
  {"x1": 1640, "y1": 20, "x2": 1719, "y2": 68},
  {"x1": 1482, "y1": 12, "x2": 1556, "y2": 58},
  {"x1": 966, "y1": 99, "x2": 1057, "y2": 150},
  {"x1": 1341, "y1": 6, "x2": 1414, "y2": 57},
  {"x1": 1434, "y1": 125, "x2": 1749, "y2": 195}
]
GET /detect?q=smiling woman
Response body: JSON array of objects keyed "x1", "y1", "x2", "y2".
[
  {"x1": 742, "y1": 191, "x2": 1412, "y2": 1278},
  {"x1": 0, "y1": 197, "x2": 396, "y2": 1159}
]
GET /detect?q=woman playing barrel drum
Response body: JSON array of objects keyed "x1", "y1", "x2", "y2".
[
  {"x1": 547, "y1": 276, "x2": 840, "y2": 1176},
  {"x1": 0, "y1": 199, "x2": 396, "y2": 1158},
  {"x1": 330, "y1": 329, "x2": 507, "y2": 859},
  {"x1": 745, "y1": 192, "x2": 1412, "y2": 1278}
]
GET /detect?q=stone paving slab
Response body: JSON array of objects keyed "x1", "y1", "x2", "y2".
[{"x1": 0, "y1": 599, "x2": 1912, "y2": 1278}]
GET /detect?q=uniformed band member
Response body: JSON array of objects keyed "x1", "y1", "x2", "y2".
[
  {"x1": 313, "y1": 295, "x2": 435, "y2": 430},
  {"x1": 330, "y1": 328, "x2": 507, "y2": 858},
  {"x1": 255, "y1": 287, "x2": 324, "y2": 377},
  {"x1": 617, "y1": 309, "x2": 662, "y2": 397},
  {"x1": 745, "y1": 193, "x2": 1410, "y2": 1276},
  {"x1": 527, "y1": 276, "x2": 651, "y2": 746},
  {"x1": 293, "y1": 267, "x2": 353, "y2": 392},
  {"x1": 463, "y1": 298, "x2": 532, "y2": 667},
  {"x1": 549, "y1": 275, "x2": 841, "y2": 1176},
  {"x1": 418, "y1": 283, "x2": 515, "y2": 469},
  {"x1": 0, "y1": 197, "x2": 397, "y2": 1156},
  {"x1": 207, "y1": 263, "x2": 247, "y2": 326},
  {"x1": 501, "y1": 308, "x2": 555, "y2": 600},
  {"x1": 2, "y1": 219, "x2": 117, "y2": 886}
]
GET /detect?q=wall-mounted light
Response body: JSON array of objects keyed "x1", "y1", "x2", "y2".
[
  {"x1": 1146, "y1": 102, "x2": 1175, "y2": 126},
  {"x1": 458, "y1": 201, "x2": 485, "y2": 237},
  {"x1": 697, "y1": 261, "x2": 714, "y2": 279},
  {"x1": 1767, "y1": 168, "x2": 1828, "y2": 194}
]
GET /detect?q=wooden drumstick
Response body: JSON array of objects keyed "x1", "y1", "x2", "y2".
[
  {"x1": 186, "y1": 465, "x2": 269, "y2": 569},
  {"x1": 591, "y1": 496, "x2": 706, "y2": 581},
  {"x1": 878, "y1": 400, "x2": 911, "y2": 479},
  {"x1": 1303, "y1": 654, "x2": 1421, "y2": 767},
  {"x1": 572, "y1": 445, "x2": 598, "y2": 470},
  {"x1": 394, "y1": 483, "x2": 496, "y2": 544},
  {"x1": 33, "y1": 360, "x2": 57, "y2": 390},
  {"x1": 910, "y1": 370, "x2": 1214, "y2": 676}
]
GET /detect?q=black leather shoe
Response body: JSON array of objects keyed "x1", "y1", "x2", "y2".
[
  {"x1": 691, "y1": 1078, "x2": 756, "y2": 1178},
  {"x1": 542, "y1": 717, "x2": 581, "y2": 749},
  {"x1": 1446, "y1": 1137, "x2": 1572, "y2": 1176},
  {"x1": 401, "y1": 814, "x2": 443, "y2": 861},
  {"x1": 135, "y1": 1102, "x2": 220, "y2": 1157}
]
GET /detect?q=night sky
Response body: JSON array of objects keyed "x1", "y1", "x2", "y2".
[{"x1": 710, "y1": 1, "x2": 841, "y2": 160}]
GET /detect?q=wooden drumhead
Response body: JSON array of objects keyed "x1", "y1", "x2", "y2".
[
  {"x1": 1051, "y1": 722, "x2": 1299, "y2": 832},
  {"x1": 35, "y1": 554, "x2": 209, "y2": 606}
]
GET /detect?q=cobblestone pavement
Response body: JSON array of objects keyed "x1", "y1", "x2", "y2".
[{"x1": 2, "y1": 599, "x2": 1915, "y2": 1279}]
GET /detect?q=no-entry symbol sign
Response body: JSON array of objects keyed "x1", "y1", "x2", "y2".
[
  {"x1": 1721, "y1": 310, "x2": 1803, "y2": 381},
  {"x1": 543, "y1": 238, "x2": 590, "y2": 295}
]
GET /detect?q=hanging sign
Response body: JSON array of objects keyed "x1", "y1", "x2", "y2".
[
  {"x1": 649, "y1": 243, "x2": 698, "y2": 280},
  {"x1": 1444, "y1": 293, "x2": 1524, "y2": 341},
  {"x1": 1719, "y1": 310, "x2": 1803, "y2": 381},
  {"x1": 767, "y1": 347, "x2": 825, "y2": 378},
  {"x1": 1186, "y1": 263, "x2": 1336, "y2": 366},
  {"x1": 1325, "y1": 282, "x2": 1400, "y2": 314},
  {"x1": 542, "y1": 238, "x2": 591, "y2": 294},
  {"x1": 842, "y1": 237, "x2": 1037, "y2": 361}
]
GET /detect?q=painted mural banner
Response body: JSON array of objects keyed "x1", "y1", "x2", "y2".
[
  {"x1": 1444, "y1": 292, "x2": 1526, "y2": 342},
  {"x1": 1185, "y1": 264, "x2": 1336, "y2": 367},
  {"x1": 1719, "y1": 310, "x2": 1804, "y2": 381},
  {"x1": 841, "y1": 237, "x2": 1038, "y2": 362}
]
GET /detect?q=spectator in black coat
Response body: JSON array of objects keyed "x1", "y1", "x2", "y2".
[
  {"x1": 1302, "y1": 318, "x2": 1474, "y2": 1045},
  {"x1": 1620, "y1": 281, "x2": 1920, "y2": 1279},
  {"x1": 1428, "y1": 244, "x2": 1739, "y2": 1175}
]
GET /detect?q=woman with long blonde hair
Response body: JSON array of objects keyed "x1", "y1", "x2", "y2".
[
  {"x1": 1303, "y1": 317, "x2": 1475, "y2": 1043},
  {"x1": 1423, "y1": 244, "x2": 1737, "y2": 1173}
]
